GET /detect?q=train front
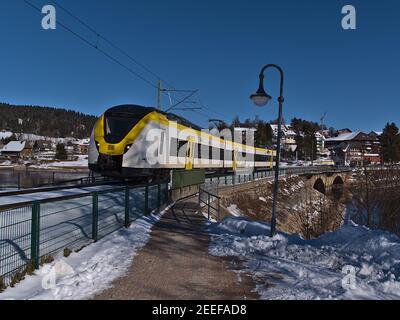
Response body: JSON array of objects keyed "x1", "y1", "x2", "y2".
[{"x1": 88, "y1": 105, "x2": 154, "y2": 178}]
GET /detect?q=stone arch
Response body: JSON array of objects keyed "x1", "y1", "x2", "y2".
[
  {"x1": 333, "y1": 175, "x2": 344, "y2": 186},
  {"x1": 331, "y1": 175, "x2": 345, "y2": 200},
  {"x1": 313, "y1": 178, "x2": 326, "y2": 194}
]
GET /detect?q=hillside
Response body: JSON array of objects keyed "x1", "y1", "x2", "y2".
[{"x1": 0, "y1": 103, "x2": 98, "y2": 139}]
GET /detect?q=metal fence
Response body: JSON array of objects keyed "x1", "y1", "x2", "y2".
[
  {"x1": 204, "y1": 166, "x2": 352, "y2": 188},
  {"x1": 0, "y1": 181, "x2": 169, "y2": 289},
  {"x1": 0, "y1": 170, "x2": 97, "y2": 190},
  {"x1": 199, "y1": 187, "x2": 221, "y2": 221}
]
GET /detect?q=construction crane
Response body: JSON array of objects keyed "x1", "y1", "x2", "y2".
[{"x1": 320, "y1": 112, "x2": 328, "y2": 130}]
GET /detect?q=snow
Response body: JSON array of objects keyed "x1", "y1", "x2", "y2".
[
  {"x1": 31, "y1": 155, "x2": 89, "y2": 168},
  {"x1": 227, "y1": 204, "x2": 243, "y2": 217},
  {"x1": 0, "y1": 209, "x2": 167, "y2": 300},
  {"x1": 208, "y1": 218, "x2": 400, "y2": 300},
  {"x1": 1, "y1": 141, "x2": 26, "y2": 152},
  {"x1": 325, "y1": 132, "x2": 361, "y2": 142},
  {"x1": 1, "y1": 131, "x2": 90, "y2": 145},
  {"x1": 0, "y1": 131, "x2": 13, "y2": 140}
]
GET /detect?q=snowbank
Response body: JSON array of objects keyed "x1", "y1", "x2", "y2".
[
  {"x1": 0, "y1": 210, "x2": 166, "y2": 300},
  {"x1": 208, "y1": 218, "x2": 400, "y2": 300}
]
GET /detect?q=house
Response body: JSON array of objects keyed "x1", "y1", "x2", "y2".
[
  {"x1": 33, "y1": 140, "x2": 54, "y2": 153},
  {"x1": 0, "y1": 141, "x2": 33, "y2": 159},
  {"x1": 325, "y1": 132, "x2": 381, "y2": 166},
  {"x1": 73, "y1": 143, "x2": 90, "y2": 155},
  {"x1": 369, "y1": 131, "x2": 383, "y2": 139},
  {"x1": 270, "y1": 124, "x2": 297, "y2": 153},
  {"x1": 315, "y1": 131, "x2": 329, "y2": 157},
  {"x1": 337, "y1": 128, "x2": 352, "y2": 135}
]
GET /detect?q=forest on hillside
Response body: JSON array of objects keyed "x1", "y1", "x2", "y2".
[{"x1": 0, "y1": 103, "x2": 98, "y2": 139}]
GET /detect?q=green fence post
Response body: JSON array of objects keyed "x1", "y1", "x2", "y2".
[
  {"x1": 124, "y1": 187, "x2": 130, "y2": 228},
  {"x1": 144, "y1": 186, "x2": 149, "y2": 215},
  {"x1": 207, "y1": 193, "x2": 210, "y2": 220},
  {"x1": 157, "y1": 183, "x2": 161, "y2": 210},
  {"x1": 199, "y1": 188, "x2": 202, "y2": 207},
  {"x1": 92, "y1": 192, "x2": 98, "y2": 242},
  {"x1": 225, "y1": 176, "x2": 228, "y2": 185},
  {"x1": 165, "y1": 182, "x2": 169, "y2": 204},
  {"x1": 31, "y1": 201, "x2": 40, "y2": 269}
]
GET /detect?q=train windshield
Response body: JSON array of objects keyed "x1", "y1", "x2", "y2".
[{"x1": 104, "y1": 113, "x2": 140, "y2": 143}]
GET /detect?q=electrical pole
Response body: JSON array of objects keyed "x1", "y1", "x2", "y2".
[{"x1": 157, "y1": 79, "x2": 162, "y2": 110}]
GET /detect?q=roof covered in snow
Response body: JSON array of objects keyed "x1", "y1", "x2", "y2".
[
  {"x1": 1, "y1": 141, "x2": 26, "y2": 152},
  {"x1": 325, "y1": 132, "x2": 362, "y2": 142}
]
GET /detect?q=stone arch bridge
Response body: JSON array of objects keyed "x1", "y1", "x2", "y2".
[{"x1": 300, "y1": 171, "x2": 352, "y2": 195}]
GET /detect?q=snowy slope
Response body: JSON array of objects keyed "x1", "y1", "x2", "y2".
[{"x1": 208, "y1": 218, "x2": 400, "y2": 300}]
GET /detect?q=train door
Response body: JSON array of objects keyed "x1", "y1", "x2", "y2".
[
  {"x1": 233, "y1": 150, "x2": 238, "y2": 171},
  {"x1": 185, "y1": 137, "x2": 195, "y2": 170}
]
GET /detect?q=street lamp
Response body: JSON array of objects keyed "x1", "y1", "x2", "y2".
[{"x1": 250, "y1": 64, "x2": 284, "y2": 237}]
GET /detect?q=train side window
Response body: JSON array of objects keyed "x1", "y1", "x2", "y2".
[
  {"x1": 178, "y1": 140, "x2": 187, "y2": 157},
  {"x1": 210, "y1": 147, "x2": 220, "y2": 160},
  {"x1": 255, "y1": 154, "x2": 268, "y2": 162},
  {"x1": 170, "y1": 138, "x2": 178, "y2": 157}
]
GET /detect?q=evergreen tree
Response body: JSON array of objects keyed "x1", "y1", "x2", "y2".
[
  {"x1": 291, "y1": 118, "x2": 320, "y2": 161},
  {"x1": 1, "y1": 134, "x2": 17, "y2": 145},
  {"x1": 380, "y1": 123, "x2": 400, "y2": 164},
  {"x1": 0, "y1": 103, "x2": 98, "y2": 139},
  {"x1": 55, "y1": 143, "x2": 68, "y2": 160}
]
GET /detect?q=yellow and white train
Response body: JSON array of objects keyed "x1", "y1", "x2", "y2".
[{"x1": 89, "y1": 105, "x2": 276, "y2": 180}]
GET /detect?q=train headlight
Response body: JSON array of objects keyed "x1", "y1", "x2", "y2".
[
  {"x1": 124, "y1": 144, "x2": 133, "y2": 154},
  {"x1": 95, "y1": 141, "x2": 100, "y2": 151}
]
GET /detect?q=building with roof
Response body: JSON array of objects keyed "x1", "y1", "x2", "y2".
[
  {"x1": 0, "y1": 141, "x2": 33, "y2": 160},
  {"x1": 270, "y1": 124, "x2": 297, "y2": 153},
  {"x1": 325, "y1": 132, "x2": 381, "y2": 166}
]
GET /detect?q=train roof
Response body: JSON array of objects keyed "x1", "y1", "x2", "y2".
[{"x1": 105, "y1": 104, "x2": 202, "y2": 131}]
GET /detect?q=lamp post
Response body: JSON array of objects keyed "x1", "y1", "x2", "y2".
[{"x1": 250, "y1": 64, "x2": 284, "y2": 237}]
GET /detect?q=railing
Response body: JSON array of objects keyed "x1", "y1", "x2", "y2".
[
  {"x1": 0, "y1": 170, "x2": 96, "y2": 190},
  {"x1": 199, "y1": 187, "x2": 221, "y2": 221},
  {"x1": 204, "y1": 165, "x2": 351, "y2": 188},
  {"x1": 0, "y1": 181, "x2": 169, "y2": 289}
]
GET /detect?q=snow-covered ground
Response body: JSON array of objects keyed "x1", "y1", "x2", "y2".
[
  {"x1": 0, "y1": 209, "x2": 166, "y2": 300},
  {"x1": 30, "y1": 155, "x2": 89, "y2": 168},
  {"x1": 208, "y1": 218, "x2": 400, "y2": 300}
]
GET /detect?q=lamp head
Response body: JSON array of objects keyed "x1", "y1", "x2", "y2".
[{"x1": 250, "y1": 75, "x2": 272, "y2": 107}]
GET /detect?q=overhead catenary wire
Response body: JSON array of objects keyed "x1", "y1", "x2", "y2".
[
  {"x1": 23, "y1": 0, "x2": 158, "y2": 90},
  {"x1": 49, "y1": 0, "x2": 231, "y2": 120},
  {"x1": 23, "y1": 0, "x2": 230, "y2": 123},
  {"x1": 50, "y1": 0, "x2": 177, "y2": 90}
]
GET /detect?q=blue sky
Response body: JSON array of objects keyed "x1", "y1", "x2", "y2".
[{"x1": 0, "y1": 0, "x2": 399, "y2": 131}]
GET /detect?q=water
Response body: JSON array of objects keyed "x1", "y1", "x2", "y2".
[{"x1": 0, "y1": 169, "x2": 90, "y2": 189}]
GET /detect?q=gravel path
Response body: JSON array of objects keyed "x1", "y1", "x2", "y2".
[{"x1": 95, "y1": 201, "x2": 258, "y2": 300}]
